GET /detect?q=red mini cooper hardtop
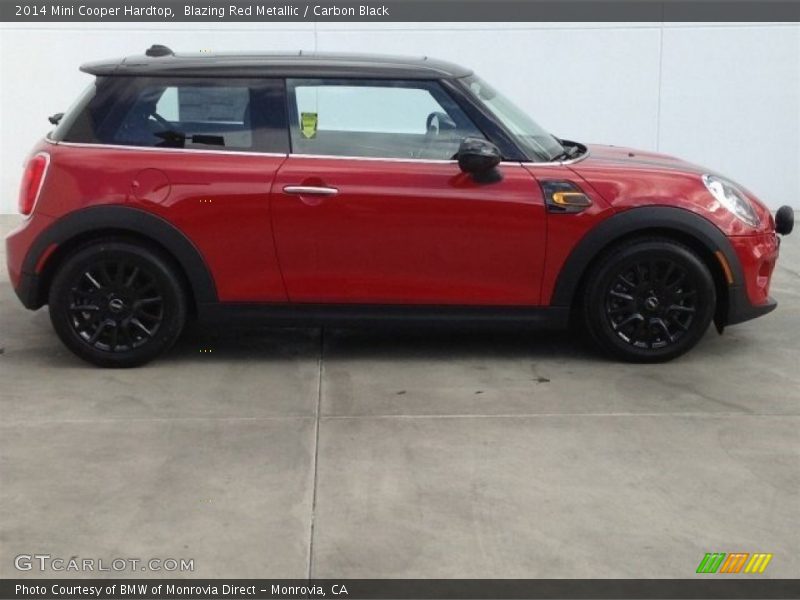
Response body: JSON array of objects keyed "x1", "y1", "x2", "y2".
[{"x1": 6, "y1": 47, "x2": 794, "y2": 367}]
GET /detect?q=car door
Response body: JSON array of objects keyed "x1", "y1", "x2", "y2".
[{"x1": 271, "y1": 78, "x2": 547, "y2": 306}]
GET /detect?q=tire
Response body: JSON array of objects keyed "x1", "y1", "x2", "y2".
[
  {"x1": 48, "y1": 240, "x2": 187, "y2": 367},
  {"x1": 582, "y1": 237, "x2": 716, "y2": 363}
]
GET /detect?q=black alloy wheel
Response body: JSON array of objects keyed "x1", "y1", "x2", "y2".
[
  {"x1": 583, "y1": 238, "x2": 716, "y2": 362},
  {"x1": 605, "y1": 257, "x2": 697, "y2": 349},
  {"x1": 49, "y1": 241, "x2": 187, "y2": 367},
  {"x1": 68, "y1": 259, "x2": 164, "y2": 351}
]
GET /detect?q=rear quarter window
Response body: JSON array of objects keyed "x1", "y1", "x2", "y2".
[{"x1": 52, "y1": 77, "x2": 288, "y2": 154}]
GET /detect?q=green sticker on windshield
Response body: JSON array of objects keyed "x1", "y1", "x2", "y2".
[{"x1": 301, "y1": 112, "x2": 318, "y2": 139}]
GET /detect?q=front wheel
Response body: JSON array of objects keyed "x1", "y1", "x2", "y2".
[
  {"x1": 48, "y1": 241, "x2": 187, "y2": 367},
  {"x1": 582, "y1": 238, "x2": 716, "y2": 362}
]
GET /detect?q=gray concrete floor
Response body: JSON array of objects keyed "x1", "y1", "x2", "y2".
[{"x1": 1, "y1": 214, "x2": 798, "y2": 579}]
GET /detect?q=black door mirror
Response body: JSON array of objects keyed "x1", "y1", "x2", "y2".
[{"x1": 457, "y1": 137, "x2": 502, "y2": 175}]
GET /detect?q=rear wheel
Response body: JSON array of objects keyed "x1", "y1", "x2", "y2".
[
  {"x1": 48, "y1": 241, "x2": 186, "y2": 367},
  {"x1": 582, "y1": 238, "x2": 716, "y2": 362}
]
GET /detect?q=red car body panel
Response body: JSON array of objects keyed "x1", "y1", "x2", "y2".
[
  {"x1": 271, "y1": 157, "x2": 547, "y2": 305},
  {"x1": 730, "y1": 232, "x2": 780, "y2": 306},
  {"x1": 523, "y1": 162, "x2": 616, "y2": 306},
  {"x1": 570, "y1": 144, "x2": 774, "y2": 236},
  {"x1": 6, "y1": 139, "x2": 783, "y2": 312},
  {"x1": 21, "y1": 141, "x2": 289, "y2": 302}
]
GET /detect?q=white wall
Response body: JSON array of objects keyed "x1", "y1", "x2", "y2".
[{"x1": 1, "y1": 22, "x2": 798, "y2": 213}]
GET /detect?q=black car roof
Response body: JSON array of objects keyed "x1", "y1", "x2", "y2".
[{"x1": 80, "y1": 48, "x2": 473, "y2": 79}]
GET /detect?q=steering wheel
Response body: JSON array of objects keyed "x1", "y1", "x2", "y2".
[
  {"x1": 416, "y1": 111, "x2": 457, "y2": 159},
  {"x1": 426, "y1": 111, "x2": 456, "y2": 136}
]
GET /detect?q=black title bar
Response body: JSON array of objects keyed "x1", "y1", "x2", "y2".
[
  {"x1": 2, "y1": 0, "x2": 800, "y2": 22},
  {"x1": 3, "y1": 579, "x2": 800, "y2": 600}
]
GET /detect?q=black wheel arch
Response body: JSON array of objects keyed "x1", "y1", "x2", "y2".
[
  {"x1": 21, "y1": 205, "x2": 217, "y2": 311},
  {"x1": 551, "y1": 206, "x2": 743, "y2": 326}
]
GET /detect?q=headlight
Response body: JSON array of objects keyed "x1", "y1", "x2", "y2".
[{"x1": 702, "y1": 174, "x2": 760, "y2": 228}]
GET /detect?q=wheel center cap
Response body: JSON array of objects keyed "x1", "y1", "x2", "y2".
[
  {"x1": 644, "y1": 296, "x2": 660, "y2": 311},
  {"x1": 108, "y1": 297, "x2": 126, "y2": 314}
]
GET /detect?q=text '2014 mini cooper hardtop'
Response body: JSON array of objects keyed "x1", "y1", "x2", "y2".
[{"x1": 6, "y1": 47, "x2": 795, "y2": 367}]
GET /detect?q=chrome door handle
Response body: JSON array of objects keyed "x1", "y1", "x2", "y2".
[{"x1": 283, "y1": 185, "x2": 338, "y2": 196}]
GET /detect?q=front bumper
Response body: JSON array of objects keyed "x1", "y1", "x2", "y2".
[
  {"x1": 725, "y1": 285, "x2": 777, "y2": 326},
  {"x1": 722, "y1": 207, "x2": 792, "y2": 327}
]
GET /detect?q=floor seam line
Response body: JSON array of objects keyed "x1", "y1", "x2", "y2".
[
  {"x1": 318, "y1": 412, "x2": 796, "y2": 420},
  {"x1": 307, "y1": 327, "x2": 324, "y2": 579},
  {"x1": 4, "y1": 412, "x2": 797, "y2": 426},
  {"x1": 0, "y1": 416, "x2": 318, "y2": 425}
]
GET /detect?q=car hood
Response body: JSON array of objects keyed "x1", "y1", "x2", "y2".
[
  {"x1": 576, "y1": 144, "x2": 708, "y2": 174},
  {"x1": 567, "y1": 144, "x2": 772, "y2": 235}
]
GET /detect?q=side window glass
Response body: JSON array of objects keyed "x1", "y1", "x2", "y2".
[
  {"x1": 55, "y1": 77, "x2": 289, "y2": 154},
  {"x1": 154, "y1": 87, "x2": 179, "y2": 121},
  {"x1": 287, "y1": 79, "x2": 485, "y2": 160},
  {"x1": 113, "y1": 84, "x2": 254, "y2": 150}
]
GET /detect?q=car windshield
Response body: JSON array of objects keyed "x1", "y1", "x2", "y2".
[{"x1": 462, "y1": 74, "x2": 565, "y2": 162}]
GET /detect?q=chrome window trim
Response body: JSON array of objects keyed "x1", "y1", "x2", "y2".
[
  {"x1": 289, "y1": 152, "x2": 460, "y2": 165},
  {"x1": 287, "y1": 153, "x2": 527, "y2": 167},
  {"x1": 44, "y1": 138, "x2": 288, "y2": 159},
  {"x1": 44, "y1": 138, "x2": 589, "y2": 167}
]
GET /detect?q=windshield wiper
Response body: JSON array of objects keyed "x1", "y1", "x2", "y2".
[{"x1": 550, "y1": 142, "x2": 581, "y2": 162}]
